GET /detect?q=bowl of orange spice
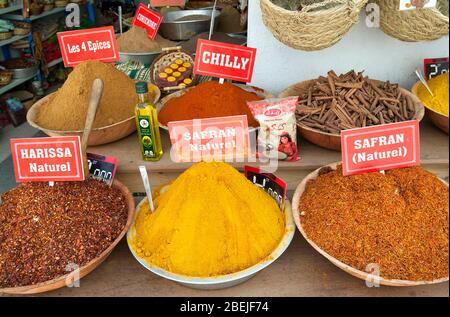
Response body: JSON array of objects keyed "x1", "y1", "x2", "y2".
[
  {"x1": 292, "y1": 162, "x2": 449, "y2": 286},
  {"x1": 156, "y1": 81, "x2": 273, "y2": 131}
]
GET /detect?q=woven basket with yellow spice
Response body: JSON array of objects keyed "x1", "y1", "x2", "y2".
[
  {"x1": 260, "y1": 0, "x2": 368, "y2": 51},
  {"x1": 373, "y1": 0, "x2": 449, "y2": 42},
  {"x1": 150, "y1": 47, "x2": 197, "y2": 94}
]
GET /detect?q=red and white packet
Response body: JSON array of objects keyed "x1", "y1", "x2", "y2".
[{"x1": 248, "y1": 97, "x2": 300, "y2": 162}]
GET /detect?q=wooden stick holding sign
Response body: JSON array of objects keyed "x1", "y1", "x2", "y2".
[{"x1": 81, "y1": 79, "x2": 104, "y2": 179}]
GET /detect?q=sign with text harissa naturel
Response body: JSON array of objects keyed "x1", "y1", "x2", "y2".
[
  {"x1": 341, "y1": 120, "x2": 420, "y2": 176},
  {"x1": 132, "y1": 4, "x2": 163, "y2": 40},
  {"x1": 168, "y1": 115, "x2": 250, "y2": 162},
  {"x1": 194, "y1": 39, "x2": 257, "y2": 83},
  {"x1": 57, "y1": 26, "x2": 119, "y2": 67},
  {"x1": 10, "y1": 136, "x2": 85, "y2": 182}
]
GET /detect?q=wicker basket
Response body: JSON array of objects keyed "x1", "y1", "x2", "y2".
[
  {"x1": 374, "y1": 0, "x2": 449, "y2": 42},
  {"x1": 260, "y1": 0, "x2": 368, "y2": 51},
  {"x1": 0, "y1": 31, "x2": 13, "y2": 40},
  {"x1": 0, "y1": 71, "x2": 14, "y2": 86},
  {"x1": 55, "y1": 0, "x2": 69, "y2": 7},
  {"x1": 13, "y1": 28, "x2": 31, "y2": 36},
  {"x1": 150, "y1": 48, "x2": 197, "y2": 94}
]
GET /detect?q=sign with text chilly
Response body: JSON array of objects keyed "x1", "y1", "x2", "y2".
[
  {"x1": 10, "y1": 136, "x2": 85, "y2": 182},
  {"x1": 341, "y1": 121, "x2": 420, "y2": 176},
  {"x1": 57, "y1": 26, "x2": 119, "y2": 67},
  {"x1": 194, "y1": 39, "x2": 257, "y2": 82},
  {"x1": 132, "y1": 3, "x2": 163, "y2": 40}
]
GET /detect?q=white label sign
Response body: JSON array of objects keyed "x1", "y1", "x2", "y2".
[{"x1": 399, "y1": 0, "x2": 437, "y2": 10}]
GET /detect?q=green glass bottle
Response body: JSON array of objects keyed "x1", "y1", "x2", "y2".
[{"x1": 135, "y1": 82, "x2": 163, "y2": 161}]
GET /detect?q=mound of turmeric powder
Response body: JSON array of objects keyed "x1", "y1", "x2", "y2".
[
  {"x1": 129, "y1": 161, "x2": 285, "y2": 277},
  {"x1": 37, "y1": 60, "x2": 137, "y2": 131}
]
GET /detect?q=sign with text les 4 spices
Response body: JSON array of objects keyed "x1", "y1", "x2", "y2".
[
  {"x1": 194, "y1": 39, "x2": 257, "y2": 83},
  {"x1": 57, "y1": 26, "x2": 119, "y2": 67},
  {"x1": 132, "y1": 4, "x2": 163, "y2": 40},
  {"x1": 244, "y1": 166, "x2": 287, "y2": 210},
  {"x1": 341, "y1": 120, "x2": 420, "y2": 176},
  {"x1": 168, "y1": 115, "x2": 250, "y2": 162},
  {"x1": 10, "y1": 136, "x2": 85, "y2": 182},
  {"x1": 424, "y1": 57, "x2": 449, "y2": 80},
  {"x1": 150, "y1": 0, "x2": 185, "y2": 7},
  {"x1": 87, "y1": 153, "x2": 118, "y2": 186}
]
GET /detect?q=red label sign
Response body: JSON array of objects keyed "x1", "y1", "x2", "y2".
[
  {"x1": 57, "y1": 26, "x2": 119, "y2": 67},
  {"x1": 424, "y1": 57, "x2": 449, "y2": 80},
  {"x1": 341, "y1": 121, "x2": 420, "y2": 176},
  {"x1": 150, "y1": 0, "x2": 185, "y2": 7},
  {"x1": 194, "y1": 39, "x2": 257, "y2": 83},
  {"x1": 244, "y1": 166, "x2": 287, "y2": 210},
  {"x1": 168, "y1": 115, "x2": 250, "y2": 162},
  {"x1": 10, "y1": 136, "x2": 85, "y2": 182},
  {"x1": 132, "y1": 4, "x2": 163, "y2": 40}
]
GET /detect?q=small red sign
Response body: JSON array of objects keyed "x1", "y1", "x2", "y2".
[
  {"x1": 10, "y1": 136, "x2": 85, "y2": 182},
  {"x1": 57, "y1": 26, "x2": 119, "y2": 67},
  {"x1": 424, "y1": 57, "x2": 449, "y2": 80},
  {"x1": 150, "y1": 0, "x2": 185, "y2": 7},
  {"x1": 87, "y1": 153, "x2": 118, "y2": 186},
  {"x1": 341, "y1": 121, "x2": 420, "y2": 176},
  {"x1": 132, "y1": 4, "x2": 163, "y2": 40},
  {"x1": 168, "y1": 115, "x2": 250, "y2": 162},
  {"x1": 194, "y1": 39, "x2": 257, "y2": 83},
  {"x1": 244, "y1": 166, "x2": 287, "y2": 210}
]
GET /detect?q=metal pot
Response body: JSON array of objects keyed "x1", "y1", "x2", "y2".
[{"x1": 159, "y1": 9, "x2": 221, "y2": 41}]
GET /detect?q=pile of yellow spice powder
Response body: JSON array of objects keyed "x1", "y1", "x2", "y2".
[{"x1": 129, "y1": 161, "x2": 286, "y2": 277}]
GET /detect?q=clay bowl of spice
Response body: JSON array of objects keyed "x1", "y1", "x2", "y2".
[
  {"x1": 27, "y1": 83, "x2": 161, "y2": 146},
  {"x1": 156, "y1": 81, "x2": 273, "y2": 131},
  {"x1": 292, "y1": 162, "x2": 449, "y2": 286},
  {"x1": 279, "y1": 71, "x2": 425, "y2": 151},
  {"x1": 127, "y1": 162, "x2": 295, "y2": 290},
  {"x1": 411, "y1": 75, "x2": 449, "y2": 134},
  {"x1": 0, "y1": 179, "x2": 135, "y2": 295}
]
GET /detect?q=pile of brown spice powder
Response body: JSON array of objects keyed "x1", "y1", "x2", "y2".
[
  {"x1": 0, "y1": 180, "x2": 128, "y2": 288},
  {"x1": 299, "y1": 165, "x2": 449, "y2": 281},
  {"x1": 36, "y1": 60, "x2": 137, "y2": 131},
  {"x1": 116, "y1": 26, "x2": 175, "y2": 53}
]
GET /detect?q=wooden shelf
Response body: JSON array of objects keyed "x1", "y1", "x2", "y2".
[
  {"x1": 0, "y1": 34, "x2": 28, "y2": 47},
  {"x1": 0, "y1": 4, "x2": 23, "y2": 16},
  {"x1": 2, "y1": 7, "x2": 65, "y2": 21},
  {"x1": 0, "y1": 71, "x2": 37, "y2": 95},
  {"x1": 89, "y1": 118, "x2": 450, "y2": 193}
]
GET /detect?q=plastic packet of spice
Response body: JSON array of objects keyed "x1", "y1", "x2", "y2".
[{"x1": 248, "y1": 97, "x2": 300, "y2": 162}]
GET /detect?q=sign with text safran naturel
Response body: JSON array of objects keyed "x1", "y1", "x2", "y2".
[
  {"x1": 194, "y1": 39, "x2": 257, "y2": 83},
  {"x1": 341, "y1": 120, "x2": 420, "y2": 176},
  {"x1": 57, "y1": 26, "x2": 119, "y2": 67},
  {"x1": 168, "y1": 115, "x2": 250, "y2": 162},
  {"x1": 10, "y1": 136, "x2": 85, "y2": 182}
]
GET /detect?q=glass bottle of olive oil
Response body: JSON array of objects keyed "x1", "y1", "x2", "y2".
[{"x1": 135, "y1": 82, "x2": 163, "y2": 161}]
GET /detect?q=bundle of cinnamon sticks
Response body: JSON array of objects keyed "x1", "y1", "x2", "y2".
[{"x1": 295, "y1": 70, "x2": 416, "y2": 134}]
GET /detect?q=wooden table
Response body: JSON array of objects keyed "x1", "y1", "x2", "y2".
[
  {"x1": 3, "y1": 119, "x2": 447, "y2": 297},
  {"x1": 12, "y1": 235, "x2": 447, "y2": 297},
  {"x1": 89, "y1": 118, "x2": 449, "y2": 193}
]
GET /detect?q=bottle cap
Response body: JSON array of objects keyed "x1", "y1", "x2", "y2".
[{"x1": 135, "y1": 82, "x2": 148, "y2": 94}]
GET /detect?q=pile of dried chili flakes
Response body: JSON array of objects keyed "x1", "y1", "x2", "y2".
[{"x1": 0, "y1": 179, "x2": 128, "y2": 288}]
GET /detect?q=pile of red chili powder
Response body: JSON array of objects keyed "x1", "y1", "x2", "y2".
[
  {"x1": 0, "y1": 180, "x2": 128, "y2": 288},
  {"x1": 299, "y1": 165, "x2": 449, "y2": 281}
]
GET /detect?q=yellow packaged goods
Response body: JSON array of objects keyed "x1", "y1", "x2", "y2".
[
  {"x1": 129, "y1": 162, "x2": 285, "y2": 277},
  {"x1": 116, "y1": 26, "x2": 175, "y2": 53},
  {"x1": 37, "y1": 60, "x2": 137, "y2": 131},
  {"x1": 417, "y1": 73, "x2": 449, "y2": 116}
]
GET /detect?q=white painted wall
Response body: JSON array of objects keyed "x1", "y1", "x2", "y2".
[{"x1": 248, "y1": 0, "x2": 449, "y2": 95}]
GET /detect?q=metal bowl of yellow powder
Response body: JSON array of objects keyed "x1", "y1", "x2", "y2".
[{"x1": 126, "y1": 162, "x2": 295, "y2": 290}]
